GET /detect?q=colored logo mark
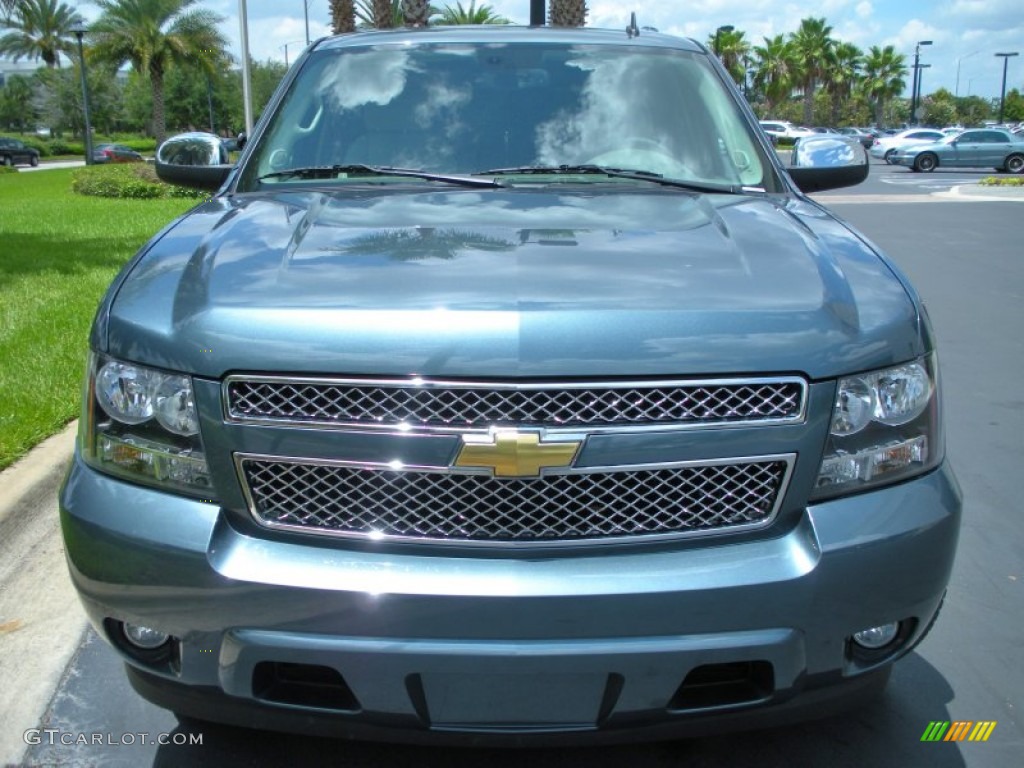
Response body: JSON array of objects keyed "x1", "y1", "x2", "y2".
[{"x1": 921, "y1": 721, "x2": 997, "y2": 742}]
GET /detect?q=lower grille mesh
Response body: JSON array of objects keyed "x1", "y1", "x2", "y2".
[{"x1": 240, "y1": 458, "x2": 790, "y2": 544}]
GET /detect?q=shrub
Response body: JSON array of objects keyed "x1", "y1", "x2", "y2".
[
  {"x1": 0, "y1": 165, "x2": 19, "y2": 175},
  {"x1": 978, "y1": 176, "x2": 1024, "y2": 187},
  {"x1": 71, "y1": 163, "x2": 207, "y2": 200},
  {"x1": 20, "y1": 138, "x2": 50, "y2": 157},
  {"x1": 47, "y1": 138, "x2": 84, "y2": 156}
]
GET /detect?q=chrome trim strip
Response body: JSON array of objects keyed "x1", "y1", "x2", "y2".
[
  {"x1": 233, "y1": 452, "x2": 796, "y2": 549},
  {"x1": 222, "y1": 375, "x2": 809, "y2": 434}
]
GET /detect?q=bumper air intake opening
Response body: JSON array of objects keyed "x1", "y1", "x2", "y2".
[
  {"x1": 668, "y1": 661, "x2": 774, "y2": 711},
  {"x1": 252, "y1": 661, "x2": 360, "y2": 712}
]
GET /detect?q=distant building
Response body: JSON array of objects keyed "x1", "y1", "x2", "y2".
[{"x1": 0, "y1": 57, "x2": 42, "y2": 87}]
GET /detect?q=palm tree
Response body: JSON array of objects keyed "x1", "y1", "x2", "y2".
[
  {"x1": 330, "y1": 0, "x2": 356, "y2": 33},
  {"x1": 371, "y1": 0, "x2": 395, "y2": 28},
  {"x1": 401, "y1": 0, "x2": 431, "y2": 26},
  {"x1": 752, "y1": 34, "x2": 796, "y2": 116},
  {"x1": 706, "y1": 26, "x2": 750, "y2": 87},
  {"x1": 548, "y1": 0, "x2": 587, "y2": 27},
  {"x1": 861, "y1": 45, "x2": 906, "y2": 128},
  {"x1": 824, "y1": 41, "x2": 862, "y2": 125},
  {"x1": 437, "y1": 1, "x2": 509, "y2": 24},
  {"x1": 0, "y1": 0, "x2": 78, "y2": 69},
  {"x1": 89, "y1": 0, "x2": 227, "y2": 143},
  {"x1": 789, "y1": 17, "x2": 833, "y2": 125}
]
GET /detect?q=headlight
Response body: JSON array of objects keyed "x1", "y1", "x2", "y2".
[
  {"x1": 812, "y1": 355, "x2": 942, "y2": 500},
  {"x1": 82, "y1": 353, "x2": 214, "y2": 497}
]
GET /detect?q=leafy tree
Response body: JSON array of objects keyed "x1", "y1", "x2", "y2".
[
  {"x1": 789, "y1": 17, "x2": 833, "y2": 126},
  {"x1": 33, "y1": 62, "x2": 122, "y2": 135},
  {"x1": 89, "y1": 0, "x2": 228, "y2": 142},
  {"x1": 0, "y1": 73, "x2": 36, "y2": 131},
  {"x1": 1001, "y1": 88, "x2": 1024, "y2": 123},
  {"x1": 437, "y1": 1, "x2": 509, "y2": 24},
  {"x1": 0, "y1": 0, "x2": 78, "y2": 68},
  {"x1": 861, "y1": 45, "x2": 906, "y2": 128}
]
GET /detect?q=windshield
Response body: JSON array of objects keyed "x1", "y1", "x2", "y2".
[{"x1": 239, "y1": 41, "x2": 772, "y2": 192}]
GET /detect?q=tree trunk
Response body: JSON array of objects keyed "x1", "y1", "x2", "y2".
[{"x1": 151, "y1": 66, "x2": 166, "y2": 143}]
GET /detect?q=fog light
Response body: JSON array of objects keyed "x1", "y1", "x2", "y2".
[
  {"x1": 123, "y1": 623, "x2": 170, "y2": 649},
  {"x1": 852, "y1": 622, "x2": 899, "y2": 650}
]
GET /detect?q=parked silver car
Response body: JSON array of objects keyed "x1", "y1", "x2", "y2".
[
  {"x1": 889, "y1": 128, "x2": 1024, "y2": 173},
  {"x1": 868, "y1": 128, "x2": 946, "y2": 163}
]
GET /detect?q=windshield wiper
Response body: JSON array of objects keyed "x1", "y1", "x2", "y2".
[
  {"x1": 258, "y1": 164, "x2": 506, "y2": 188},
  {"x1": 476, "y1": 165, "x2": 744, "y2": 194}
]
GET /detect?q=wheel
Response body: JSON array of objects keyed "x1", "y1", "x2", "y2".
[
  {"x1": 883, "y1": 149, "x2": 896, "y2": 164},
  {"x1": 1006, "y1": 153, "x2": 1024, "y2": 174},
  {"x1": 29, "y1": 155, "x2": 38, "y2": 167},
  {"x1": 2, "y1": 155, "x2": 11, "y2": 167},
  {"x1": 914, "y1": 153, "x2": 937, "y2": 172}
]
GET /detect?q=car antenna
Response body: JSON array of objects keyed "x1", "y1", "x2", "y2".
[{"x1": 626, "y1": 12, "x2": 639, "y2": 38}]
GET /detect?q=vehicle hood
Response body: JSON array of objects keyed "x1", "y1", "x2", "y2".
[{"x1": 101, "y1": 187, "x2": 923, "y2": 380}]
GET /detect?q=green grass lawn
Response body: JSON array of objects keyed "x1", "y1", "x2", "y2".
[{"x1": 0, "y1": 169, "x2": 197, "y2": 470}]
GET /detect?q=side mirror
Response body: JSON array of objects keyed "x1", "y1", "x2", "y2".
[
  {"x1": 787, "y1": 135, "x2": 868, "y2": 193},
  {"x1": 155, "y1": 132, "x2": 232, "y2": 192}
]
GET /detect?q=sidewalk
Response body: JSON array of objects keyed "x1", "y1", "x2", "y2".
[
  {"x1": 943, "y1": 183, "x2": 1024, "y2": 201},
  {"x1": 0, "y1": 421, "x2": 87, "y2": 766}
]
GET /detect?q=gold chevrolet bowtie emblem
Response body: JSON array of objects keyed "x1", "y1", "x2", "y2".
[{"x1": 454, "y1": 431, "x2": 581, "y2": 477}]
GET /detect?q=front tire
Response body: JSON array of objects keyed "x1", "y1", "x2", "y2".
[
  {"x1": 884, "y1": 149, "x2": 896, "y2": 164},
  {"x1": 1006, "y1": 153, "x2": 1024, "y2": 174},
  {"x1": 29, "y1": 155, "x2": 39, "y2": 167},
  {"x1": 914, "y1": 153, "x2": 937, "y2": 172}
]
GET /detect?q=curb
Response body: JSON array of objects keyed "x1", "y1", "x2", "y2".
[
  {"x1": 0, "y1": 421, "x2": 78, "y2": 531},
  {"x1": 0, "y1": 420, "x2": 85, "y2": 767}
]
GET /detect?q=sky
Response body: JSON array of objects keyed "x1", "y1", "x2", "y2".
[{"x1": 70, "y1": 0, "x2": 1023, "y2": 100}]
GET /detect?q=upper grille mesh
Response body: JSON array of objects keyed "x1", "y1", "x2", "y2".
[
  {"x1": 240, "y1": 458, "x2": 791, "y2": 544},
  {"x1": 226, "y1": 378, "x2": 805, "y2": 429}
]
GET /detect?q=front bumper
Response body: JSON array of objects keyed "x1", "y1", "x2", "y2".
[{"x1": 60, "y1": 455, "x2": 961, "y2": 743}]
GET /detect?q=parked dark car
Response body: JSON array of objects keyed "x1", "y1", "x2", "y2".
[
  {"x1": 61, "y1": 24, "x2": 960, "y2": 744},
  {"x1": 92, "y1": 143, "x2": 145, "y2": 164},
  {"x1": 0, "y1": 137, "x2": 40, "y2": 167}
]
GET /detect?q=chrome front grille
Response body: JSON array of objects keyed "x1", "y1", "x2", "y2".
[
  {"x1": 237, "y1": 455, "x2": 793, "y2": 546},
  {"x1": 225, "y1": 376, "x2": 806, "y2": 431}
]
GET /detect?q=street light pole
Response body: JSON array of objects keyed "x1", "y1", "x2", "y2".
[
  {"x1": 71, "y1": 21, "x2": 93, "y2": 165},
  {"x1": 915, "y1": 63, "x2": 931, "y2": 121},
  {"x1": 303, "y1": 0, "x2": 309, "y2": 45},
  {"x1": 995, "y1": 52, "x2": 1019, "y2": 124},
  {"x1": 238, "y1": 0, "x2": 253, "y2": 135},
  {"x1": 909, "y1": 40, "x2": 932, "y2": 125},
  {"x1": 955, "y1": 50, "x2": 979, "y2": 99}
]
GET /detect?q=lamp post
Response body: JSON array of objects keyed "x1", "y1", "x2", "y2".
[
  {"x1": 955, "y1": 50, "x2": 979, "y2": 98},
  {"x1": 995, "y1": 52, "x2": 1019, "y2": 125},
  {"x1": 714, "y1": 25, "x2": 734, "y2": 58},
  {"x1": 915, "y1": 63, "x2": 931, "y2": 122},
  {"x1": 302, "y1": 0, "x2": 309, "y2": 45},
  {"x1": 70, "y1": 20, "x2": 93, "y2": 165},
  {"x1": 280, "y1": 39, "x2": 306, "y2": 68},
  {"x1": 238, "y1": 0, "x2": 253, "y2": 135},
  {"x1": 909, "y1": 40, "x2": 932, "y2": 125}
]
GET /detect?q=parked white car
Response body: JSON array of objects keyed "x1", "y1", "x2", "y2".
[
  {"x1": 868, "y1": 129, "x2": 946, "y2": 163},
  {"x1": 759, "y1": 120, "x2": 816, "y2": 145}
]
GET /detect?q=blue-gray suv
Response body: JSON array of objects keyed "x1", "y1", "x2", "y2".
[{"x1": 59, "y1": 24, "x2": 961, "y2": 744}]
